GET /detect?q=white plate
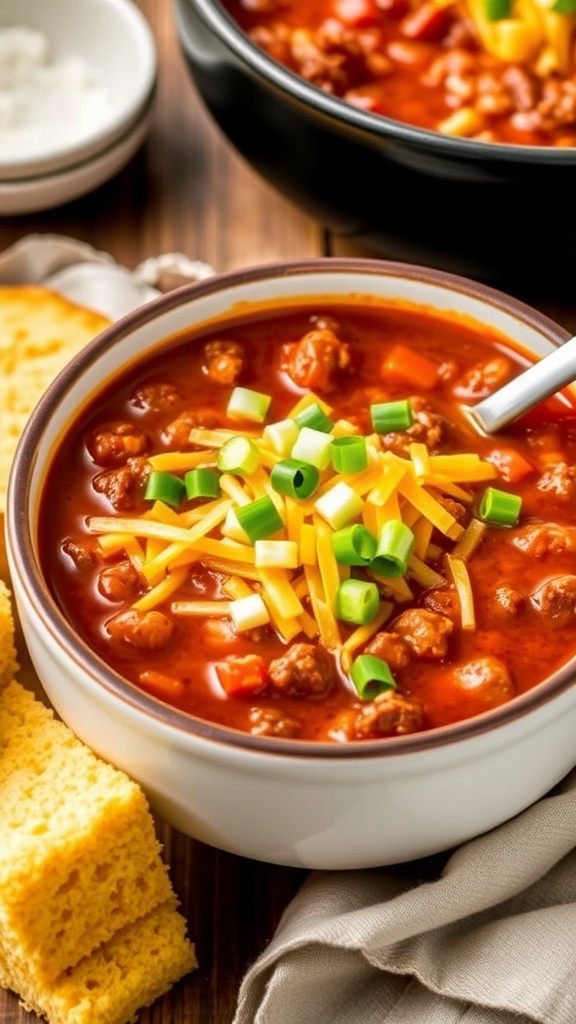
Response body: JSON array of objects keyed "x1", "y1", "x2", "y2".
[{"x1": 0, "y1": 98, "x2": 154, "y2": 215}]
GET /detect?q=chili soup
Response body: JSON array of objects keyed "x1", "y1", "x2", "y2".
[
  {"x1": 38, "y1": 296, "x2": 576, "y2": 744},
  {"x1": 221, "y1": 0, "x2": 576, "y2": 146}
]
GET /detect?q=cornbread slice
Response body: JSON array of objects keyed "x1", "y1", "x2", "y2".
[
  {"x1": 0, "y1": 579, "x2": 18, "y2": 689},
  {"x1": 2, "y1": 901, "x2": 197, "y2": 1024},
  {"x1": 0, "y1": 285, "x2": 111, "y2": 511},
  {"x1": 0, "y1": 680, "x2": 176, "y2": 987}
]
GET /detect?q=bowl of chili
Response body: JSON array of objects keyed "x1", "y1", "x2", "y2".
[
  {"x1": 174, "y1": 0, "x2": 576, "y2": 288},
  {"x1": 8, "y1": 257, "x2": 576, "y2": 869}
]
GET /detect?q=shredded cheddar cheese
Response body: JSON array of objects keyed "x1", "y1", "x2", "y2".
[{"x1": 87, "y1": 389, "x2": 502, "y2": 659}]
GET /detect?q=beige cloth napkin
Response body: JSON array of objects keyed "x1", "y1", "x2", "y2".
[{"x1": 234, "y1": 767, "x2": 576, "y2": 1024}]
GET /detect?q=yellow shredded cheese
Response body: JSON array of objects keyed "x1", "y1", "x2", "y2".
[
  {"x1": 446, "y1": 554, "x2": 476, "y2": 630},
  {"x1": 87, "y1": 392, "x2": 501, "y2": 653}
]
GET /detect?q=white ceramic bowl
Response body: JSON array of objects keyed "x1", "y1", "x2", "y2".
[
  {"x1": 7, "y1": 259, "x2": 576, "y2": 870},
  {"x1": 0, "y1": 94, "x2": 154, "y2": 215},
  {"x1": 0, "y1": 0, "x2": 157, "y2": 181}
]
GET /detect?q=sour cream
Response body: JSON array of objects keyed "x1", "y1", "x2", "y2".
[{"x1": 0, "y1": 26, "x2": 111, "y2": 160}]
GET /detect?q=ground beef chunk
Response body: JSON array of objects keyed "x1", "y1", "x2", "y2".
[
  {"x1": 281, "y1": 328, "x2": 351, "y2": 392},
  {"x1": 492, "y1": 585, "x2": 525, "y2": 616},
  {"x1": 452, "y1": 357, "x2": 513, "y2": 400},
  {"x1": 249, "y1": 706, "x2": 301, "y2": 738},
  {"x1": 308, "y1": 314, "x2": 342, "y2": 333},
  {"x1": 61, "y1": 538, "x2": 99, "y2": 572},
  {"x1": 285, "y1": 21, "x2": 382, "y2": 96},
  {"x1": 392, "y1": 608, "x2": 454, "y2": 658},
  {"x1": 422, "y1": 586, "x2": 461, "y2": 622},
  {"x1": 530, "y1": 575, "x2": 576, "y2": 626},
  {"x1": 537, "y1": 463, "x2": 576, "y2": 502},
  {"x1": 363, "y1": 631, "x2": 412, "y2": 671},
  {"x1": 131, "y1": 381, "x2": 182, "y2": 412},
  {"x1": 268, "y1": 642, "x2": 335, "y2": 697},
  {"x1": 380, "y1": 395, "x2": 449, "y2": 454},
  {"x1": 512, "y1": 523, "x2": 576, "y2": 558},
  {"x1": 87, "y1": 423, "x2": 150, "y2": 467},
  {"x1": 202, "y1": 340, "x2": 246, "y2": 385},
  {"x1": 106, "y1": 609, "x2": 175, "y2": 650},
  {"x1": 98, "y1": 560, "x2": 142, "y2": 602},
  {"x1": 93, "y1": 456, "x2": 149, "y2": 512},
  {"x1": 452, "y1": 656, "x2": 515, "y2": 708},
  {"x1": 330, "y1": 690, "x2": 425, "y2": 740},
  {"x1": 164, "y1": 408, "x2": 221, "y2": 447}
]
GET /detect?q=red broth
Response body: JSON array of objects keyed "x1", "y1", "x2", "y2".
[
  {"x1": 220, "y1": 0, "x2": 576, "y2": 147},
  {"x1": 39, "y1": 300, "x2": 576, "y2": 742}
]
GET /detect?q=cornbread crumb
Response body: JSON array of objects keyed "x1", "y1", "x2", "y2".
[
  {"x1": 6, "y1": 902, "x2": 197, "y2": 1024},
  {"x1": 0, "y1": 285, "x2": 110, "y2": 511},
  {"x1": 0, "y1": 579, "x2": 18, "y2": 689},
  {"x1": 0, "y1": 680, "x2": 176, "y2": 987}
]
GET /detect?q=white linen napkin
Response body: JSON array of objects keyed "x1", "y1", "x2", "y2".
[{"x1": 234, "y1": 767, "x2": 576, "y2": 1024}]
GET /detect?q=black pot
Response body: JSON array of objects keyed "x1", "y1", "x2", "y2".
[{"x1": 175, "y1": 0, "x2": 576, "y2": 291}]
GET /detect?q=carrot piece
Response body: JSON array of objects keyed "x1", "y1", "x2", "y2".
[
  {"x1": 381, "y1": 344, "x2": 439, "y2": 389},
  {"x1": 139, "y1": 670, "x2": 185, "y2": 700},
  {"x1": 213, "y1": 654, "x2": 268, "y2": 698},
  {"x1": 485, "y1": 447, "x2": 534, "y2": 483}
]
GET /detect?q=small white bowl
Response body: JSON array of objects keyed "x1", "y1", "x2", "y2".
[
  {"x1": 7, "y1": 259, "x2": 576, "y2": 870},
  {"x1": 0, "y1": 94, "x2": 154, "y2": 215},
  {"x1": 0, "y1": 0, "x2": 157, "y2": 181}
]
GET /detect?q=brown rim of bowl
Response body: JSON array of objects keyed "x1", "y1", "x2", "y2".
[
  {"x1": 9, "y1": 256, "x2": 576, "y2": 760},
  {"x1": 176, "y1": 0, "x2": 576, "y2": 166}
]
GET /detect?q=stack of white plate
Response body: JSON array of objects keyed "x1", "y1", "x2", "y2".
[{"x1": 0, "y1": 0, "x2": 157, "y2": 215}]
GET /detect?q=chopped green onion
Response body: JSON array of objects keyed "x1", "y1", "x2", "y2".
[
  {"x1": 294, "y1": 401, "x2": 334, "y2": 433},
  {"x1": 235, "y1": 495, "x2": 284, "y2": 542},
  {"x1": 227, "y1": 386, "x2": 271, "y2": 423},
  {"x1": 550, "y1": 0, "x2": 576, "y2": 12},
  {"x1": 184, "y1": 467, "x2": 221, "y2": 500},
  {"x1": 371, "y1": 519, "x2": 415, "y2": 578},
  {"x1": 371, "y1": 399, "x2": 414, "y2": 434},
  {"x1": 262, "y1": 417, "x2": 299, "y2": 456},
  {"x1": 330, "y1": 435, "x2": 368, "y2": 474},
  {"x1": 254, "y1": 539, "x2": 299, "y2": 568},
  {"x1": 270, "y1": 458, "x2": 320, "y2": 500},
  {"x1": 332, "y1": 524, "x2": 377, "y2": 566},
  {"x1": 291, "y1": 426, "x2": 333, "y2": 470},
  {"x1": 336, "y1": 579, "x2": 380, "y2": 625},
  {"x1": 229, "y1": 593, "x2": 270, "y2": 631},
  {"x1": 478, "y1": 486, "x2": 522, "y2": 526},
  {"x1": 350, "y1": 655, "x2": 397, "y2": 701},
  {"x1": 221, "y1": 507, "x2": 248, "y2": 543},
  {"x1": 483, "y1": 0, "x2": 512, "y2": 19},
  {"x1": 217, "y1": 435, "x2": 260, "y2": 475},
  {"x1": 144, "y1": 470, "x2": 185, "y2": 508},
  {"x1": 314, "y1": 480, "x2": 364, "y2": 531}
]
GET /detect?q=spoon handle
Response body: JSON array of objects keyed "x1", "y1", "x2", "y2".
[{"x1": 470, "y1": 335, "x2": 576, "y2": 434}]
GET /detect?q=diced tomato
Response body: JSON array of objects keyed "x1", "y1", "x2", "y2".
[
  {"x1": 485, "y1": 447, "x2": 535, "y2": 483},
  {"x1": 213, "y1": 654, "x2": 269, "y2": 698},
  {"x1": 333, "y1": 0, "x2": 379, "y2": 26}
]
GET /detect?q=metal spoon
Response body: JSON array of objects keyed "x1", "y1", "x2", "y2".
[{"x1": 469, "y1": 335, "x2": 576, "y2": 434}]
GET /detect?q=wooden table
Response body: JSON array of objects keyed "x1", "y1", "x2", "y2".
[{"x1": 1, "y1": 2, "x2": 576, "y2": 1023}]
